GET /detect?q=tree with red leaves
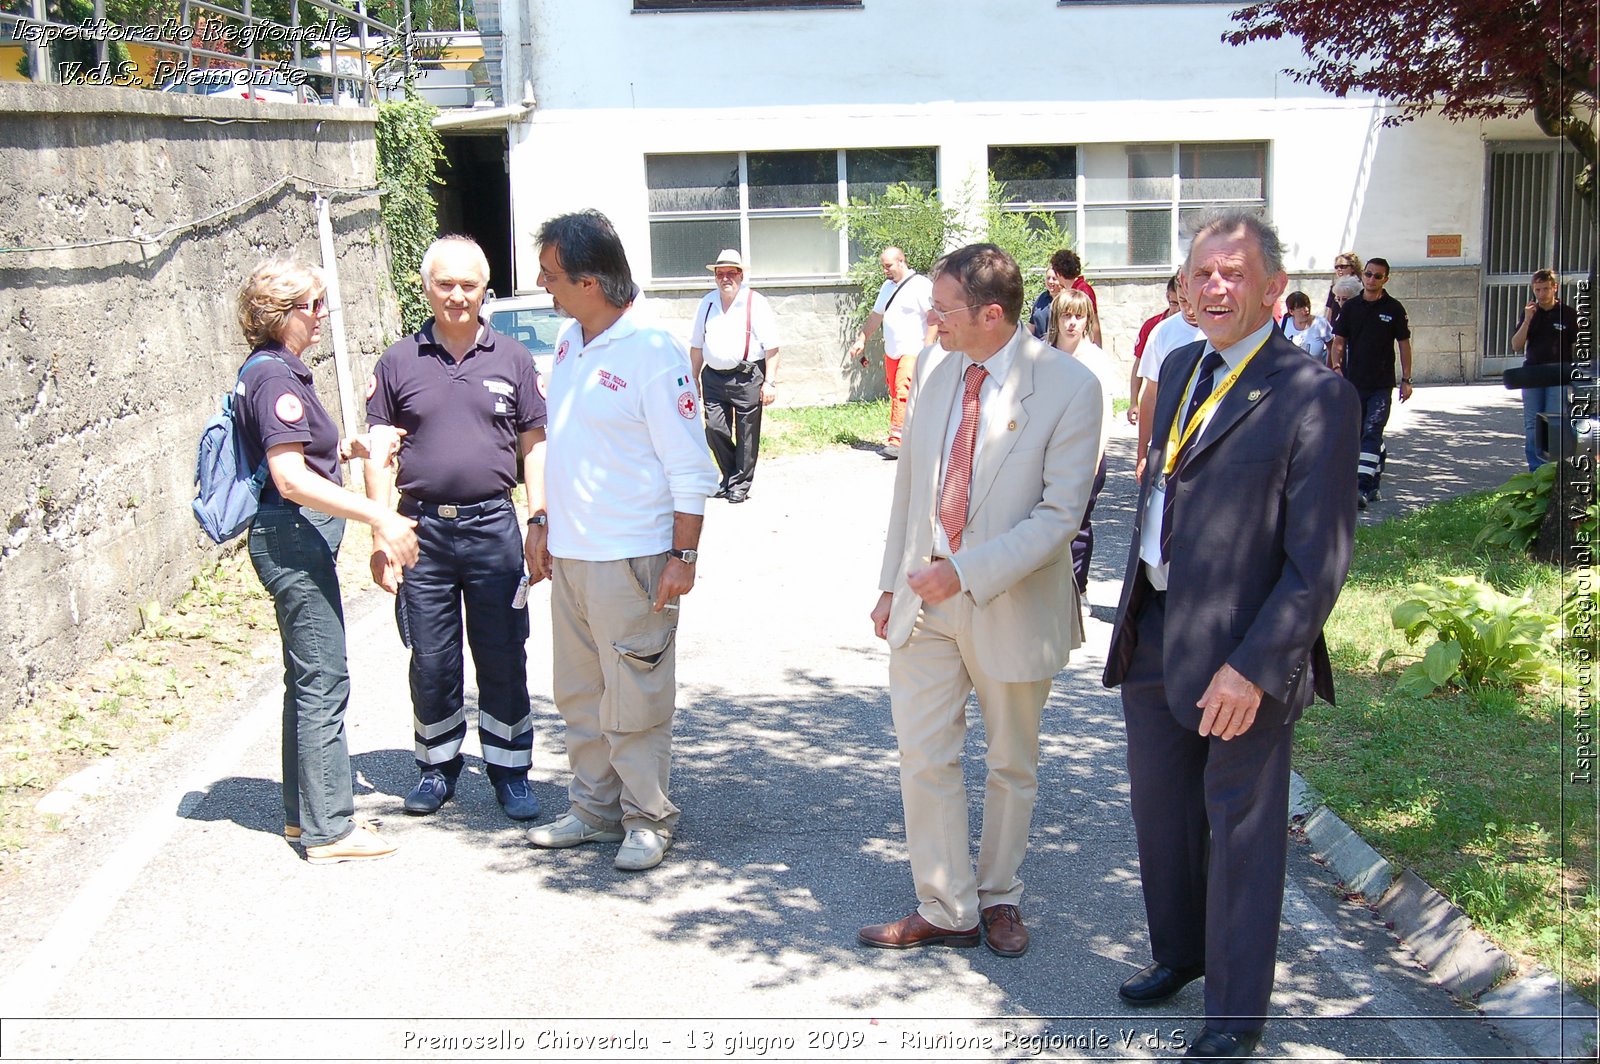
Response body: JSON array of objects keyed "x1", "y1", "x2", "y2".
[{"x1": 1226, "y1": 1, "x2": 1598, "y2": 199}]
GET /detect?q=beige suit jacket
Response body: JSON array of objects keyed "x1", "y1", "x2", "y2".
[{"x1": 878, "y1": 327, "x2": 1103, "y2": 683}]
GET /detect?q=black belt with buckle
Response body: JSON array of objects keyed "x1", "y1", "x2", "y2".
[{"x1": 400, "y1": 492, "x2": 511, "y2": 520}]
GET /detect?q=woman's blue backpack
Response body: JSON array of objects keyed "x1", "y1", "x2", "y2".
[{"x1": 191, "y1": 352, "x2": 284, "y2": 544}]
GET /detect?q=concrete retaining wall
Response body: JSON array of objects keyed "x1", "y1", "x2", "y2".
[{"x1": 0, "y1": 84, "x2": 397, "y2": 719}]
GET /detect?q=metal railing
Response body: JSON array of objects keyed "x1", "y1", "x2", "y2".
[{"x1": 0, "y1": 0, "x2": 493, "y2": 106}]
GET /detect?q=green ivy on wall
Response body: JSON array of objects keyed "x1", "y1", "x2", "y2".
[{"x1": 375, "y1": 95, "x2": 444, "y2": 333}]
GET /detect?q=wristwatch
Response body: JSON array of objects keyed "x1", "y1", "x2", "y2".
[
  {"x1": 668, "y1": 548, "x2": 698, "y2": 564},
  {"x1": 527, "y1": 512, "x2": 547, "y2": 527}
]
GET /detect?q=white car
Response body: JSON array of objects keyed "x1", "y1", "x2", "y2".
[
  {"x1": 159, "y1": 67, "x2": 317, "y2": 105},
  {"x1": 486, "y1": 292, "x2": 562, "y2": 395}
]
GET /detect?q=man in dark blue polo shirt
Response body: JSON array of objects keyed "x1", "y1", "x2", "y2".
[
  {"x1": 365, "y1": 236, "x2": 548, "y2": 820},
  {"x1": 1331, "y1": 256, "x2": 1412, "y2": 509}
]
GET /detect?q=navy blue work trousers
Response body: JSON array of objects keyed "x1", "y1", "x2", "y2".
[{"x1": 396, "y1": 496, "x2": 532, "y2": 781}]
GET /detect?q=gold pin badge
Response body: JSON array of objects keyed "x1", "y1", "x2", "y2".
[
  {"x1": 1008, "y1": 420, "x2": 1017, "y2": 431},
  {"x1": 1247, "y1": 389, "x2": 1262, "y2": 401}
]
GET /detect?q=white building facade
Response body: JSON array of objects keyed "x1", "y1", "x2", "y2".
[{"x1": 492, "y1": 0, "x2": 1581, "y2": 404}]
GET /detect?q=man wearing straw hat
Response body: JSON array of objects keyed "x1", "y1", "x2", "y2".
[{"x1": 689, "y1": 250, "x2": 781, "y2": 504}]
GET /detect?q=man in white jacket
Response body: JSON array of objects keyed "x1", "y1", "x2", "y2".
[{"x1": 525, "y1": 210, "x2": 720, "y2": 872}]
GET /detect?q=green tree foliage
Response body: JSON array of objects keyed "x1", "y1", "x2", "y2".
[
  {"x1": 375, "y1": 95, "x2": 444, "y2": 332},
  {"x1": 823, "y1": 174, "x2": 1074, "y2": 324},
  {"x1": 1226, "y1": 0, "x2": 1598, "y2": 199},
  {"x1": 821, "y1": 182, "x2": 963, "y2": 323}
]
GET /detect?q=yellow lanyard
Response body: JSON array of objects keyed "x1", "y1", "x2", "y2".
[{"x1": 1161, "y1": 337, "x2": 1268, "y2": 478}]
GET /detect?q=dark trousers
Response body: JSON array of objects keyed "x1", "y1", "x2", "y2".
[
  {"x1": 1070, "y1": 455, "x2": 1108, "y2": 593},
  {"x1": 1121, "y1": 592, "x2": 1293, "y2": 1034},
  {"x1": 702, "y1": 361, "x2": 764, "y2": 495},
  {"x1": 248, "y1": 505, "x2": 356, "y2": 848},
  {"x1": 1356, "y1": 388, "x2": 1391, "y2": 493},
  {"x1": 397, "y1": 496, "x2": 532, "y2": 781}
]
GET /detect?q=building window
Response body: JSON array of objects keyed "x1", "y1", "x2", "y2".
[
  {"x1": 989, "y1": 141, "x2": 1267, "y2": 271},
  {"x1": 634, "y1": 1, "x2": 862, "y2": 11},
  {"x1": 646, "y1": 147, "x2": 936, "y2": 282}
]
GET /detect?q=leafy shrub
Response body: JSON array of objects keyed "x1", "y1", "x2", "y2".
[
  {"x1": 1475, "y1": 462, "x2": 1556, "y2": 551},
  {"x1": 1381, "y1": 576, "x2": 1556, "y2": 693},
  {"x1": 823, "y1": 176, "x2": 1072, "y2": 325}
]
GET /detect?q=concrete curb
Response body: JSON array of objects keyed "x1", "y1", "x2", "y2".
[{"x1": 1289, "y1": 770, "x2": 1599, "y2": 1063}]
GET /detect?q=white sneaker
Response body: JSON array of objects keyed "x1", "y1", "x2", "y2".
[
  {"x1": 614, "y1": 828, "x2": 671, "y2": 871},
  {"x1": 526, "y1": 813, "x2": 625, "y2": 849}
]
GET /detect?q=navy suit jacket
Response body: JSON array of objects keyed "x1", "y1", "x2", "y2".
[{"x1": 1103, "y1": 329, "x2": 1361, "y2": 728}]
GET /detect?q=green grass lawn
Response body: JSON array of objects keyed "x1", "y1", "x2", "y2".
[
  {"x1": 762, "y1": 398, "x2": 890, "y2": 458},
  {"x1": 763, "y1": 396, "x2": 1130, "y2": 457},
  {"x1": 1307, "y1": 492, "x2": 1597, "y2": 1000}
]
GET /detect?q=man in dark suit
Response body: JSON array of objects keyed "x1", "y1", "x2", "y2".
[{"x1": 1103, "y1": 209, "x2": 1359, "y2": 1061}]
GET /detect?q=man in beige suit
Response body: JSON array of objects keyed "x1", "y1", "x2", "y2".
[{"x1": 860, "y1": 243, "x2": 1103, "y2": 957}]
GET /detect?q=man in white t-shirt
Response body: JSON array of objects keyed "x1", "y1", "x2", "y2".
[
  {"x1": 1134, "y1": 279, "x2": 1205, "y2": 480},
  {"x1": 849, "y1": 246, "x2": 937, "y2": 458},
  {"x1": 690, "y1": 250, "x2": 781, "y2": 503},
  {"x1": 525, "y1": 210, "x2": 720, "y2": 873}
]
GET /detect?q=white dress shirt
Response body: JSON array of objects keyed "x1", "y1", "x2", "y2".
[{"x1": 1139, "y1": 318, "x2": 1276, "y2": 589}]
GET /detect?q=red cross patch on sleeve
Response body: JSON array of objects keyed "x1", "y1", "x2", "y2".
[
  {"x1": 678, "y1": 391, "x2": 697, "y2": 419},
  {"x1": 275, "y1": 393, "x2": 305, "y2": 424}
]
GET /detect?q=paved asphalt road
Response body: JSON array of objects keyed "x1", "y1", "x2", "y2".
[{"x1": 0, "y1": 385, "x2": 1538, "y2": 1061}]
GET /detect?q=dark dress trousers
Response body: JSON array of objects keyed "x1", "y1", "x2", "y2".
[{"x1": 1103, "y1": 331, "x2": 1359, "y2": 1033}]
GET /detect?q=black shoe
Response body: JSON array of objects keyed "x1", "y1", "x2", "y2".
[
  {"x1": 881, "y1": 443, "x2": 900, "y2": 460},
  {"x1": 403, "y1": 770, "x2": 456, "y2": 815},
  {"x1": 713, "y1": 486, "x2": 729, "y2": 499},
  {"x1": 1118, "y1": 961, "x2": 1204, "y2": 1006},
  {"x1": 1356, "y1": 490, "x2": 1368, "y2": 510},
  {"x1": 726, "y1": 490, "x2": 749, "y2": 504},
  {"x1": 1183, "y1": 1027, "x2": 1261, "y2": 1060}
]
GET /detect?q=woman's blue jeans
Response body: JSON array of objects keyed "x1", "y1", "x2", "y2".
[{"x1": 248, "y1": 506, "x2": 355, "y2": 847}]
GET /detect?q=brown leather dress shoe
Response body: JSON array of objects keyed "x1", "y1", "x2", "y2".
[
  {"x1": 857, "y1": 911, "x2": 980, "y2": 949},
  {"x1": 980, "y1": 903, "x2": 1029, "y2": 957}
]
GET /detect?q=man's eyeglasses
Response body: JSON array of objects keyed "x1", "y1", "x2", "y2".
[
  {"x1": 293, "y1": 296, "x2": 327, "y2": 314},
  {"x1": 927, "y1": 303, "x2": 985, "y2": 323},
  {"x1": 1362, "y1": 271, "x2": 1386, "y2": 280}
]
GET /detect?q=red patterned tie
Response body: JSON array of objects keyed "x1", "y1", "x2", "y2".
[{"x1": 939, "y1": 363, "x2": 988, "y2": 553}]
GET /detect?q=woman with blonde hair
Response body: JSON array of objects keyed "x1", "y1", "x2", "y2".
[
  {"x1": 1325, "y1": 251, "x2": 1362, "y2": 325},
  {"x1": 1047, "y1": 288, "x2": 1114, "y2": 594},
  {"x1": 234, "y1": 258, "x2": 419, "y2": 864}
]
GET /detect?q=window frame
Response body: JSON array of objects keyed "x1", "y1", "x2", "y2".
[
  {"x1": 645, "y1": 147, "x2": 936, "y2": 284},
  {"x1": 990, "y1": 140, "x2": 1269, "y2": 274}
]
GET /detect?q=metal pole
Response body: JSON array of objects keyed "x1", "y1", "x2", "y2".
[
  {"x1": 315, "y1": 194, "x2": 362, "y2": 481},
  {"x1": 28, "y1": 0, "x2": 50, "y2": 83}
]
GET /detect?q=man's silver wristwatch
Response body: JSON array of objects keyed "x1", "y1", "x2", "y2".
[
  {"x1": 527, "y1": 512, "x2": 547, "y2": 527},
  {"x1": 668, "y1": 548, "x2": 698, "y2": 564}
]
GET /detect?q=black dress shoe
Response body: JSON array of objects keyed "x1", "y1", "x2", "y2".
[
  {"x1": 1118, "y1": 961, "x2": 1204, "y2": 1006},
  {"x1": 726, "y1": 490, "x2": 749, "y2": 504},
  {"x1": 1182, "y1": 1027, "x2": 1260, "y2": 1060}
]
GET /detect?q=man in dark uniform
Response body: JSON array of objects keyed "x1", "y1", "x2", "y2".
[
  {"x1": 1329, "y1": 256, "x2": 1411, "y2": 509},
  {"x1": 365, "y1": 236, "x2": 548, "y2": 821}
]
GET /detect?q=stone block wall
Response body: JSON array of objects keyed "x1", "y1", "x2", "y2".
[
  {"x1": 0, "y1": 84, "x2": 397, "y2": 718},
  {"x1": 643, "y1": 264, "x2": 1485, "y2": 413}
]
